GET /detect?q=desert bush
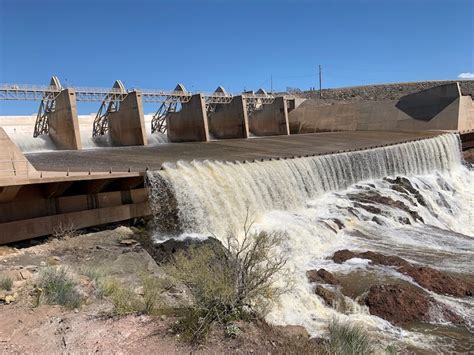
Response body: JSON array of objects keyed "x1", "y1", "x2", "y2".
[
  {"x1": 325, "y1": 319, "x2": 372, "y2": 355},
  {"x1": 166, "y1": 214, "x2": 288, "y2": 344},
  {"x1": 0, "y1": 275, "x2": 13, "y2": 291},
  {"x1": 37, "y1": 267, "x2": 81, "y2": 309},
  {"x1": 52, "y1": 220, "x2": 78, "y2": 239}
]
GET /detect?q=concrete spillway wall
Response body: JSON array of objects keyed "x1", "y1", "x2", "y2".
[
  {"x1": 48, "y1": 89, "x2": 82, "y2": 150},
  {"x1": 289, "y1": 83, "x2": 474, "y2": 134},
  {"x1": 208, "y1": 96, "x2": 249, "y2": 139}
]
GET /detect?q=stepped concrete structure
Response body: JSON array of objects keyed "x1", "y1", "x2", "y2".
[
  {"x1": 108, "y1": 91, "x2": 148, "y2": 146},
  {"x1": 289, "y1": 83, "x2": 474, "y2": 133},
  {"x1": 208, "y1": 95, "x2": 249, "y2": 139},
  {"x1": 47, "y1": 88, "x2": 82, "y2": 150},
  {"x1": 167, "y1": 94, "x2": 209, "y2": 142}
]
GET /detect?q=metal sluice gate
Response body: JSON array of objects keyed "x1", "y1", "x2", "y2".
[{"x1": 0, "y1": 76, "x2": 279, "y2": 137}]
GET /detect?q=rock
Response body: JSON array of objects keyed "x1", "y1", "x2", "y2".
[
  {"x1": 142, "y1": 236, "x2": 225, "y2": 264},
  {"x1": 347, "y1": 191, "x2": 424, "y2": 223},
  {"x1": 120, "y1": 239, "x2": 138, "y2": 246},
  {"x1": 314, "y1": 285, "x2": 337, "y2": 307},
  {"x1": 365, "y1": 283, "x2": 464, "y2": 326},
  {"x1": 400, "y1": 265, "x2": 473, "y2": 297},
  {"x1": 40, "y1": 261, "x2": 46, "y2": 267},
  {"x1": 278, "y1": 325, "x2": 310, "y2": 339},
  {"x1": 332, "y1": 250, "x2": 356, "y2": 264},
  {"x1": 52, "y1": 256, "x2": 61, "y2": 262},
  {"x1": 332, "y1": 250, "x2": 474, "y2": 297},
  {"x1": 306, "y1": 269, "x2": 339, "y2": 285},
  {"x1": 365, "y1": 284, "x2": 430, "y2": 324},
  {"x1": 0, "y1": 292, "x2": 17, "y2": 304}
]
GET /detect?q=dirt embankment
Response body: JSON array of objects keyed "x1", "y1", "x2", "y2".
[
  {"x1": 0, "y1": 228, "x2": 319, "y2": 354},
  {"x1": 289, "y1": 80, "x2": 474, "y2": 106}
]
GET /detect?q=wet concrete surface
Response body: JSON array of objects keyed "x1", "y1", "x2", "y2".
[{"x1": 26, "y1": 131, "x2": 443, "y2": 173}]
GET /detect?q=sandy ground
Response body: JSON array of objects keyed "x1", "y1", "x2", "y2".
[{"x1": 0, "y1": 227, "x2": 316, "y2": 354}]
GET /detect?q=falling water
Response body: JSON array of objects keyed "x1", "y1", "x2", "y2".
[
  {"x1": 148, "y1": 133, "x2": 463, "y2": 236},
  {"x1": 147, "y1": 133, "x2": 474, "y2": 352}
]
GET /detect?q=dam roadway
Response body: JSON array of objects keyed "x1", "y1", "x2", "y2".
[{"x1": 25, "y1": 130, "x2": 443, "y2": 172}]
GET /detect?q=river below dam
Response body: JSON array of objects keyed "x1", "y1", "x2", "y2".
[{"x1": 148, "y1": 133, "x2": 473, "y2": 353}]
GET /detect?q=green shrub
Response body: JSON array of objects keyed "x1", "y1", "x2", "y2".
[
  {"x1": 166, "y1": 216, "x2": 288, "y2": 344},
  {"x1": 141, "y1": 274, "x2": 171, "y2": 315},
  {"x1": 0, "y1": 276, "x2": 13, "y2": 291},
  {"x1": 325, "y1": 319, "x2": 372, "y2": 355},
  {"x1": 37, "y1": 267, "x2": 81, "y2": 309},
  {"x1": 102, "y1": 279, "x2": 143, "y2": 316}
]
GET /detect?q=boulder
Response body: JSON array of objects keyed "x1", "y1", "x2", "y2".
[
  {"x1": 332, "y1": 250, "x2": 356, "y2": 264},
  {"x1": 140, "y1": 236, "x2": 225, "y2": 264},
  {"x1": 331, "y1": 250, "x2": 474, "y2": 297},
  {"x1": 365, "y1": 283, "x2": 463, "y2": 326},
  {"x1": 365, "y1": 284, "x2": 430, "y2": 324},
  {"x1": 306, "y1": 269, "x2": 339, "y2": 285},
  {"x1": 314, "y1": 285, "x2": 337, "y2": 307}
]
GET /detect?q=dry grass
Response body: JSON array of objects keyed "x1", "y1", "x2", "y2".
[{"x1": 0, "y1": 275, "x2": 13, "y2": 291}]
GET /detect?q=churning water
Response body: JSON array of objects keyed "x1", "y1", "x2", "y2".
[
  {"x1": 4, "y1": 114, "x2": 168, "y2": 153},
  {"x1": 147, "y1": 133, "x2": 473, "y2": 352}
]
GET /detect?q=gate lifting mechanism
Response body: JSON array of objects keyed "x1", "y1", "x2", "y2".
[{"x1": 0, "y1": 76, "x2": 288, "y2": 138}]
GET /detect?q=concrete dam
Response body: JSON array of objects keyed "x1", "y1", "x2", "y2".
[{"x1": 0, "y1": 78, "x2": 473, "y2": 244}]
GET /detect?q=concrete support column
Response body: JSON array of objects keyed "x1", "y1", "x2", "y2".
[
  {"x1": 166, "y1": 94, "x2": 209, "y2": 142},
  {"x1": 208, "y1": 96, "x2": 249, "y2": 139},
  {"x1": 109, "y1": 91, "x2": 148, "y2": 146},
  {"x1": 248, "y1": 96, "x2": 290, "y2": 136},
  {"x1": 48, "y1": 89, "x2": 82, "y2": 150}
]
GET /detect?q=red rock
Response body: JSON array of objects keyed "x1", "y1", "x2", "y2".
[
  {"x1": 306, "y1": 269, "x2": 339, "y2": 285},
  {"x1": 331, "y1": 250, "x2": 356, "y2": 264},
  {"x1": 365, "y1": 284, "x2": 430, "y2": 325},
  {"x1": 314, "y1": 285, "x2": 337, "y2": 307},
  {"x1": 331, "y1": 250, "x2": 474, "y2": 297}
]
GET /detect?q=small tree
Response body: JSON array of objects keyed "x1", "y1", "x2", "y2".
[{"x1": 166, "y1": 212, "x2": 289, "y2": 343}]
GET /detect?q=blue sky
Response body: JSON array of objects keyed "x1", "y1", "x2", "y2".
[{"x1": 0, "y1": 0, "x2": 472, "y2": 114}]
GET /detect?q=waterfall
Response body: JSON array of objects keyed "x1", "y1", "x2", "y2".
[
  {"x1": 147, "y1": 133, "x2": 463, "y2": 236},
  {"x1": 147, "y1": 132, "x2": 473, "y2": 351}
]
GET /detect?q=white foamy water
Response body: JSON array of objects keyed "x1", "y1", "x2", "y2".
[
  {"x1": 2, "y1": 114, "x2": 168, "y2": 152},
  {"x1": 148, "y1": 133, "x2": 474, "y2": 352}
]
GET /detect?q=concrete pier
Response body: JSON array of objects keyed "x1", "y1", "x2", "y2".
[
  {"x1": 48, "y1": 89, "x2": 82, "y2": 150},
  {"x1": 167, "y1": 94, "x2": 209, "y2": 142},
  {"x1": 108, "y1": 91, "x2": 148, "y2": 146},
  {"x1": 248, "y1": 96, "x2": 290, "y2": 136},
  {"x1": 208, "y1": 95, "x2": 249, "y2": 139}
]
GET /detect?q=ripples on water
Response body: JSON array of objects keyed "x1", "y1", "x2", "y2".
[{"x1": 148, "y1": 133, "x2": 473, "y2": 353}]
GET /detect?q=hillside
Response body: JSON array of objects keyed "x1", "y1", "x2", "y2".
[{"x1": 290, "y1": 80, "x2": 474, "y2": 106}]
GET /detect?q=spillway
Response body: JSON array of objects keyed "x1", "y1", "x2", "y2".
[
  {"x1": 147, "y1": 132, "x2": 473, "y2": 353},
  {"x1": 148, "y1": 133, "x2": 463, "y2": 235}
]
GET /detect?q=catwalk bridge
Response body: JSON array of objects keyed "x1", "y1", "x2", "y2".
[{"x1": 1, "y1": 77, "x2": 289, "y2": 149}]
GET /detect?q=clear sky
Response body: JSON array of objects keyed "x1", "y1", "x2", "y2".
[{"x1": 0, "y1": 0, "x2": 473, "y2": 114}]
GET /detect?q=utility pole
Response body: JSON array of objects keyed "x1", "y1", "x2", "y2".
[
  {"x1": 270, "y1": 74, "x2": 273, "y2": 94},
  {"x1": 319, "y1": 64, "x2": 322, "y2": 99}
]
